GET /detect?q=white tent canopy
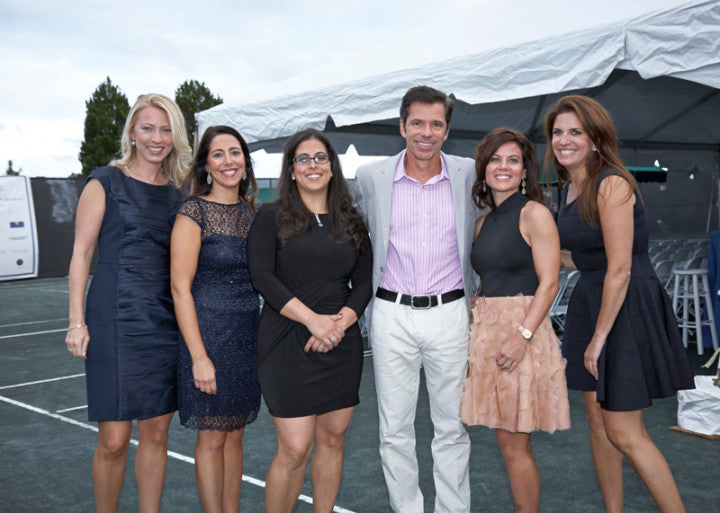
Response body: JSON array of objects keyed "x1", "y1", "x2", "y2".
[{"x1": 199, "y1": 0, "x2": 720, "y2": 158}]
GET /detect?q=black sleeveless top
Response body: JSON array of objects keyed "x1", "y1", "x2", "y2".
[{"x1": 471, "y1": 192, "x2": 539, "y2": 297}]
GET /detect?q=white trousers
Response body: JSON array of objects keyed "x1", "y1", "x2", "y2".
[{"x1": 371, "y1": 296, "x2": 471, "y2": 513}]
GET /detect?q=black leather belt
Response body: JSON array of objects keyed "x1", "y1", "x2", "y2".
[{"x1": 375, "y1": 287, "x2": 464, "y2": 309}]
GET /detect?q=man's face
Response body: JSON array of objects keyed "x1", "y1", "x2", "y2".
[{"x1": 400, "y1": 101, "x2": 449, "y2": 163}]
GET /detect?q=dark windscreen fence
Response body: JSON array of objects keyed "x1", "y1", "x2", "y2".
[{"x1": 20, "y1": 168, "x2": 718, "y2": 280}]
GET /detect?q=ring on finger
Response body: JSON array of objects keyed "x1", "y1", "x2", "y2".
[
  {"x1": 318, "y1": 344, "x2": 325, "y2": 351},
  {"x1": 330, "y1": 336, "x2": 337, "y2": 343},
  {"x1": 503, "y1": 362, "x2": 512, "y2": 369}
]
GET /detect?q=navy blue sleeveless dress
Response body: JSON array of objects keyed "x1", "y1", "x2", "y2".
[
  {"x1": 176, "y1": 198, "x2": 261, "y2": 430},
  {"x1": 557, "y1": 169, "x2": 694, "y2": 411},
  {"x1": 85, "y1": 166, "x2": 182, "y2": 421}
]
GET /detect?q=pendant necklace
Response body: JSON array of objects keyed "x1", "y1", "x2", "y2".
[{"x1": 314, "y1": 213, "x2": 324, "y2": 227}]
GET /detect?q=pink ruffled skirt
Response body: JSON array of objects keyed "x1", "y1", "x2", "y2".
[{"x1": 460, "y1": 296, "x2": 570, "y2": 433}]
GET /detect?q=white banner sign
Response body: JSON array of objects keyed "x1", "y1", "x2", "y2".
[{"x1": 0, "y1": 176, "x2": 38, "y2": 280}]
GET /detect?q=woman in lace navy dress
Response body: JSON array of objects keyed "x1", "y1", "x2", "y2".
[
  {"x1": 66, "y1": 94, "x2": 191, "y2": 512},
  {"x1": 171, "y1": 125, "x2": 261, "y2": 513},
  {"x1": 547, "y1": 95, "x2": 693, "y2": 513},
  {"x1": 247, "y1": 129, "x2": 372, "y2": 513}
]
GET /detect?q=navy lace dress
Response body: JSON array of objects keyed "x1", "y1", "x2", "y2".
[
  {"x1": 176, "y1": 198, "x2": 261, "y2": 430},
  {"x1": 85, "y1": 166, "x2": 182, "y2": 421}
]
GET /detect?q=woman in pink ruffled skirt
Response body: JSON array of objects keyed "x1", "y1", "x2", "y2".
[{"x1": 460, "y1": 127, "x2": 570, "y2": 512}]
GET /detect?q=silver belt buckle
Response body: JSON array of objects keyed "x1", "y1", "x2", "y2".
[{"x1": 411, "y1": 294, "x2": 432, "y2": 309}]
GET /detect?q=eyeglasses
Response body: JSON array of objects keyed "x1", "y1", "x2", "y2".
[{"x1": 293, "y1": 153, "x2": 330, "y2": 166}]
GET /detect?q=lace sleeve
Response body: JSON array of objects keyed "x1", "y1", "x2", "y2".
[{"x1": 177, "y1": 198, "x2": 203, "y2": 228}]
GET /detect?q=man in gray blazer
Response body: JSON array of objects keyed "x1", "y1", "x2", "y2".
[{"x1": 355, "y1": 86, "x2": 478, "y2": 513}]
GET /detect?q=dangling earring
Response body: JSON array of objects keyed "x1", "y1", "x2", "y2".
[
  {"x1": 521, "y1": 176, "x2": 527, "y2": 195},
  {"x1": 241, "y1": 173, "x2": 247, "y2": 181},
  {"x1": 130, "y1": 139, "x2": 136, "y2": 146},
  {"x1": 291, "y1": 175, "x2": 296, "y2": 181},
  {"x1": 482, "y1": 181, "x2": 487, "y2": 193},
  {"x1": 592, "y1": 146, "x2": 597, "y2": 152},
  {"x1": 206, "y1": 173, "x2": 212, "y2": 185}
]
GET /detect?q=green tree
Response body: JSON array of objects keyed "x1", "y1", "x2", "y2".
[
  {"x1": 6, "y1": 160, "x2": 20, "y2": 175},
  {"x1": 175, "y1": 79, "x2": 223, "y2": 141},
  {"x1": 78, "y1": 77, "x2": 130, "y2": 176}
]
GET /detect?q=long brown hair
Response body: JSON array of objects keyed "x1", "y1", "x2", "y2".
[
  {"x1": 182, "y1": 125, "x2": 258, "y2": 209},
  {"x1": 543, "y1": 95, "x2": 637, "y2": 227},
  {"x1": 274, "y1": 129, "x2": 367, "y2": 252},
  {"x1": 472, "y1": 127, "x2": 543, "y2": 210}
]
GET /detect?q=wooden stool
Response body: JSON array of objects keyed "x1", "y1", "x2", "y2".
[{"x1": 672, "y1": 268, "x2": 719, "y2": 355}]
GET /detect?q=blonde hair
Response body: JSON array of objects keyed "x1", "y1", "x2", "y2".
[{"x1": 111, "y1": 93, "x2": 191, "y2": 187}]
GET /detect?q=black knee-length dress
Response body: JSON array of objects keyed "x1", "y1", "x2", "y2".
[
  {"x1": 557, "y1": 169, "x2": 694, "y2": 411},
  {"x1": 246, "y1": 203, "x2": 372, "y2": 418}
]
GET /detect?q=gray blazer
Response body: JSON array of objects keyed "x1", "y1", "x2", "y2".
[{"x1": 355, "y1": 151, "x2": 479, "y2": 301}]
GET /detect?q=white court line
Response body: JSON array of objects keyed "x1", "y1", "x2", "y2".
[
  {"x1": 56, "y1": 405, "x2": 88, "y2": 413},
  {"x1": 0, "y1": 328, "x2": 66, "y2": 340},
  {"x1": 0, "y1": 318, "x2": 66, "y2": 328},
  {"x1": 0, "y1": 373, "x2": 84, "y2": 390},
  {"x1": 0, "y1": 394, "x2": 357, "y2": 513},
  {"x1": 35, "y1": 288, "x2": 69, "y2": 294}
]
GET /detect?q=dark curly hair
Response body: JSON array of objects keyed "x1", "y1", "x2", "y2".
[
  {"x1": 274, "y1": 128, "x2": 367, "y2": 252},
  {"x1": 472, "y1": 127, "x2": 543, "y2": 210},
  {"x1": 182, "y1": 125, "x2": 258, "y2": 209}
]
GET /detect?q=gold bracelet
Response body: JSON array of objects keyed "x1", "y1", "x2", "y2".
[{"x1": 68, "y1": 323, "x2": 87, "y2": 330}]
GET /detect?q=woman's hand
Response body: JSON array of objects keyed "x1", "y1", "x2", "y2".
[
  {"x1": 192, "y1": 355, "x2": 217, "y2": 395},
  {"x1": 584, "y1": 334, "x2": 605, "y2": 379},
  {"x1": 304, "y1": 313, "x2": 345, "y2": 353},
  {"x1": 65, "y1": 326, "x2": 90, "y2": 359},
  {"x1": 495, "y1": 331, "x2": 528, "y2": 373}
]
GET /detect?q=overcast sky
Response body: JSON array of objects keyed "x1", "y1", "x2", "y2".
[
  {"x1": 0, "y1": 0, "x2": 692, "y2": 178},
  {"x1": 0, "y1": 0, "x2": 484, "y2": 177}
]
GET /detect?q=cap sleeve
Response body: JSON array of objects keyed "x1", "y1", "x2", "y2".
[
  {"x1": 176, "y1": 197, "x2": 204, "y2": 228},
  {"x1": 87, "y1": 166, "x2": 118, "y2": 192}
]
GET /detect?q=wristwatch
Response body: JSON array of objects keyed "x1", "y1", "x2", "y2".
[{"x1": 518, "y1": 325, "x2": 533, "y2": 341}]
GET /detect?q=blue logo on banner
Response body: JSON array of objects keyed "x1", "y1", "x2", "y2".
[{"x1": 10, "y1": 221, "x2": 25, "y2": 228}]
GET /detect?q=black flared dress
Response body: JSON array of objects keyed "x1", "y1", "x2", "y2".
[
  {"x1": 557, "y1": 169, "x2": 694, "y2": 411},
  {"x1": 85, "y1": 166, "x2": 182, "y2": 421},
  {"x1": 176, "y1": 198, "x2": 261, "y2": 430},
  {"x1": 246, "y1": 203, "x2": 373, "y2": 418}
]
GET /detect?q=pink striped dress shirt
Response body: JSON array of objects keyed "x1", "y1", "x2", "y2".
[{"x1": 378, "y1": 152, "x2": 464, "y2": 295}]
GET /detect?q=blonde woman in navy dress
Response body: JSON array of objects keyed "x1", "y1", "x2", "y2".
[
  {"x1": 547, "y1": 95, "x2": 693, "y2": 513},
  {"x1": 66, "y1": 94, "x2": 190, "y2": 512},
  {"x1": 171, "y1": 126, "x2": 261, "y2": 513}
]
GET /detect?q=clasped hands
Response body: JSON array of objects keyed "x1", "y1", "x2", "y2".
[{"x1": 304, "y1": 312, "x2": 346, "y2": 354}]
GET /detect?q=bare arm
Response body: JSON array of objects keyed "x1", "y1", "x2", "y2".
[
  {"x1": 584, "y1": 176, "x2": 635, "y2": 379},
  {"x1": 170, "y1": 214, "x2": 217, "y2": 395},
  {"x1": 65, "y1": 179, "x2": 105, "y2": 358},
  {"x1": 496, "y1": 202, "x2": 561, "y2": 371}
]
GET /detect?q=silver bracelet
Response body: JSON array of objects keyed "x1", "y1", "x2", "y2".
[{"x1": 67, "y1": 323, "x2": 87, "y2": 330}]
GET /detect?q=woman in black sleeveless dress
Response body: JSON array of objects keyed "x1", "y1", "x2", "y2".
[
  {"x1": 66, "y1": 94, "x2": 191, "y2": 512},
  {"x1": 547, "y1": 95, "x2": 693, "y2": 513},
  {"x1": 247, "y1": 129, "x2": 372, "y2": 512},
  {"x1": 460, "y1": 128, "x2": 569, "y2": 512},
  {"x1": 171, "y1": 126, "x2": 261, "y2": 512}
]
